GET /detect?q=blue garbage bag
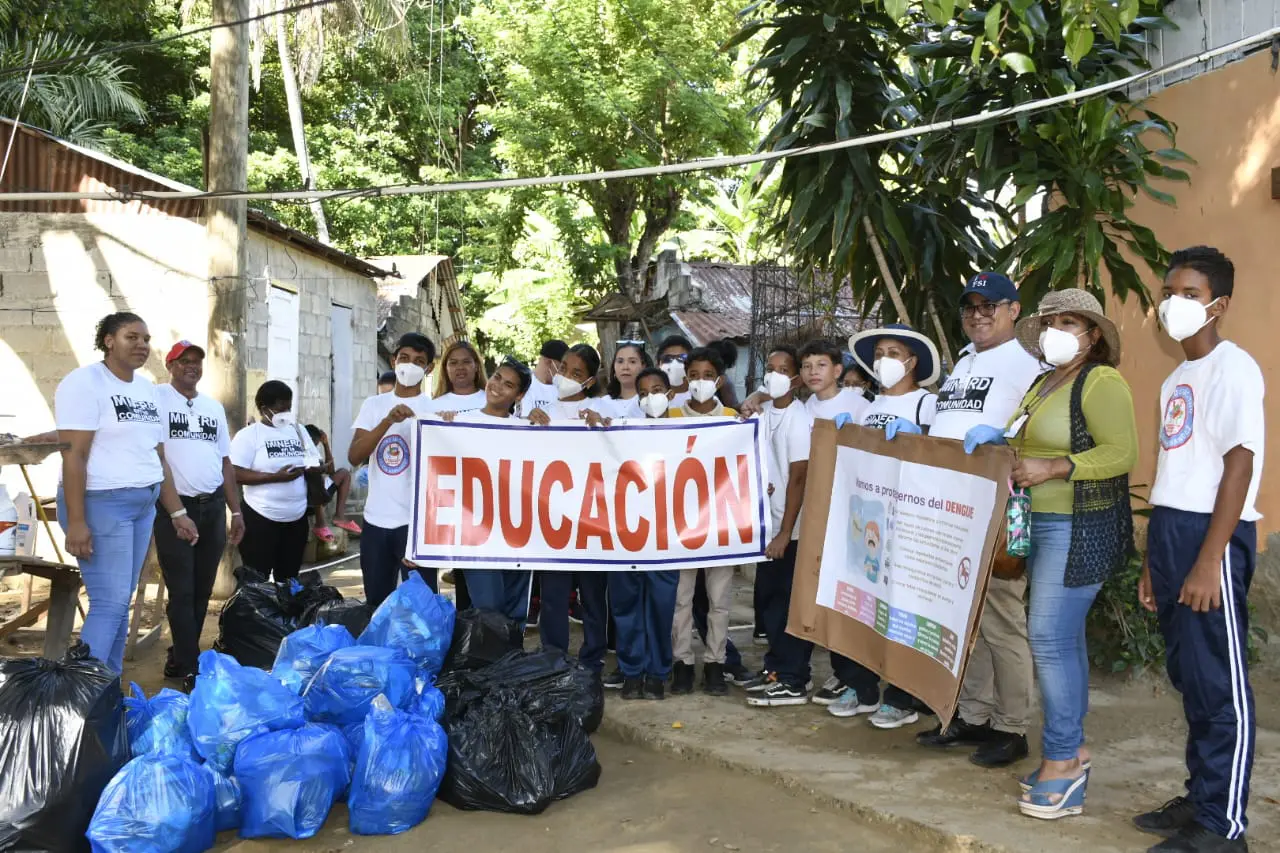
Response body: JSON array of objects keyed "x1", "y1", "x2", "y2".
[
  {"x1": 349, "y1": 696, "x2": 448, "y2": 835},
  {"x1": 188, "y1": 650, "x2": 305, "y2": 773},
  {"x1": 234, "y1": 723, "x2": 351, "y2": 840},
  {"x1": 87, "y1": 754, "x2": 215, "y2": 853},
  {"x1": 359, "y1": 573, "x2": 455, "y2": 676},
  {"x1": 415, "y1": 682, "x2": 446, "y2": 723},
  {"x1": 271, "y1": 624, "x2": 356, "y2": 694},
  {"x1": 201, "y1": 763, "x2": 241, "y2": 833},
  {"x1": 124, "y1": 682, "x2": 199, "y2": 761},
  {"x1": 303, "y1": 645, "x2": 416, "y2": 725}
]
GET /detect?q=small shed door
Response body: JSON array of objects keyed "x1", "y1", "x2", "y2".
[
  {"x1": 267, "y1": 286, "x2": 300, "y2": 395},
  {"x1": 329, "y1": 303, "x2": 354, "y2": 469}
]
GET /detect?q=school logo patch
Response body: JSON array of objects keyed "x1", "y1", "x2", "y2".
[
  {"x1": 376, "y1": 434, "x2": 411, "y2": 475},
  {"x1": 934, "y1": 374, "x2": 992, "y2": 414},
  {"x1": 1160, "y1": 384, "x2": 1194, "y2": 450},
  {"x1": 111, "y1": 395, "x2": 161, "y2": 424}
]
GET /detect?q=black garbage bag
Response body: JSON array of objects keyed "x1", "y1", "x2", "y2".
[
  {"x1": 289, "y1": 570, "x2": 343, "y2": 617},
  {"x1": 438, "y1": 691, "x2": 556, "y2": 815},
  {"x1": 435, "y1": 649, "x2": 603, "y2": 734},
  {"x1": 303, "y1": 598, "x2": 374, "y2": 639},
  {"x1": 541, "y1": 719, "x2": 601, "y2": 802},
  {"x1": 212, "y1": 567, "x2": 297, "y2": 669},
  {"x1": 0, "y1": 643, "x2": 130, "y2": 852},
  {"x1": 442, "y1": 609, "x2": 523, "y2": 672}
]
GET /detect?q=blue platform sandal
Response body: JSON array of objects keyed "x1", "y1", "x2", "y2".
[
  {"x1": 1018, "y1": 760, "x2": 1091, "y2": 793},
  {"x1": 1018, "y1": 773, "x2": 1088, "y2": 820}
]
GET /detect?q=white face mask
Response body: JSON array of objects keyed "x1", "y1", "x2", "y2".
[
  {"x1": 660, "y1": 360, "x2": 686, "y2": 386},
  {"x1": 1159, "y1": 295, "x2": 1220, "y2": 342},
  {"x1": 688, "y1": 378, "x2": 718, "y2": 403},
  {"x1": 763, "y1": 371, "x2": 794, "y2": 399},
  {"x1": 872, "y1": 357, "x2": 908, "y2": 389},
  {"x1": 270, "y1": 411, "x2": 295, "y2": 429},
  {"x1": 639, "y1": 393, "x2": 669, "y2": 418},
  {"x1": 553, "y1": 373, "x2": 584, "y2": 399},
  {"x1": 394, "y1": 362, "x2": 426, "y2": 388},
  {"x1": 1038, "y1": 326, "x2": 1086, "y2": 366}
]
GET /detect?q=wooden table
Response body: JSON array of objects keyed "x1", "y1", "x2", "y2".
[{"x1": 0, "y1": 556, "x2": 81, "y2": 659}]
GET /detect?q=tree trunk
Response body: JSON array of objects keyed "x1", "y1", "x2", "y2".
[
  {"x1": 861, "y1": 216, "x2": 953, "y2": 375},
  {"x1": 276, "y1": 6, "x2": 329, "y2": 243}
]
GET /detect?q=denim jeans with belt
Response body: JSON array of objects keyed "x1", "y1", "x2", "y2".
[
  {"x1": 1027, "y1": 512, "x2": 1103, "y2": 761},
  {"x1": 58, "y1": 484, "x2": 161, "y2": 673},
  {"x1": 153, "y1": 488, "x2": 227, "y2": 676}
]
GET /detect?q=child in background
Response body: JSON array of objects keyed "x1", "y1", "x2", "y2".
[
  {"x1": 1134, "y1": 247, "x2": 1264, "y2": 853},
  {"x1": 668, "y1": 347, "x2": 739, "y2": 695},
  {"x1": 656, "y1": 335, "x2": 694, "y2": 409}
]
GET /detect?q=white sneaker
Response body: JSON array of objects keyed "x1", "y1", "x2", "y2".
[
  {"x1": 826, "y1": 688, "x2": 878, "y2": 718},
  {"x1": 868, "y1": 704, "x2": 920, "y2": 729}
]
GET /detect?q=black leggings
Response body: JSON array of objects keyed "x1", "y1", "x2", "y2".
[{"x1": 238, "y1": 503, "x2": 308, "y2": 582}]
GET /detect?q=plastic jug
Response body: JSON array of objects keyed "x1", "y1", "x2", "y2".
[
  {"x1": 0, "y1": 485, "x2": 16, "y2": 556},
  {"x1": 14, "y1": 491, "x2": 36, "y2": 557}
]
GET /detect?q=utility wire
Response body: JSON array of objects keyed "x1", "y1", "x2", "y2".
[
  {"x1": 0, "y1": 0, "x2": 346, "y2": 78},
  {"x1": 1, "y1": 23, "x2": 1276, "y2": 203}
]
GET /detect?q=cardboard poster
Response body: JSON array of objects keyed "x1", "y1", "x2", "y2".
[{"x1": 787, "y1": 420, "x2": 1014, "y2": 725}]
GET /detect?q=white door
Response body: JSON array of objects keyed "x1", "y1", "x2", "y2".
[
  {"x1": 267, "y1": 286, "x2": 300, "y2": 395},
  {"x1": 330, "y1": 303, "x2": 354, "y2": 469}
]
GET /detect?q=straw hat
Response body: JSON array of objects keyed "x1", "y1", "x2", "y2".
[
  {"x1": 1015, "y1": 289, "x2": 1121, "y2": 365},
  {"x1": 847, "y1": 323, "x2": 942, "y2": 386}
]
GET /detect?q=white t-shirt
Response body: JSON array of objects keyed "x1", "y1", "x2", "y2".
[
  {"x1": 352, "y1": 392, "x2": 438, "y2": 530},
  {"x1": 760, "y1": 400, "x2": 812, "y2": 541},
  {"x1": 929, "y1": 339, "x2": 1044, "y2": 441},
  {"x1": 538, "y1": 398, "x2": 595, "y2": 421},
  {"x1": 805, "y1": 387, "x2": 870, "y2": 423},
  {"x1": 861, "y1": 388, "x2": 938, "y2": 431},
  {"x1": 453, "y1": 410, "x2": 527, "y2": 425},
  {"x1": 670, "y1": 390, "x2": 691, "y2": 410},
  {"x1": 433, "y1": 390, "x2": 487, "y2": 414},
  {"x1": 1151, "y1": 341, "x2": 1265, "y2": 521},
  {"x1": 54, "y1": 363, "x2": 164, "y2": 491},
  {"x1": 596, "y1": 394, "x2": 643, "y2": 419},
  {"x1": 156, "y1": 384, "x2": 231, "y2": 496},
  {"x1": 229, "y1": 422, "x2": 318, "y2": 522},
  {"x1": 520, "y1": 377, "x2": 558, "y2": 418}
]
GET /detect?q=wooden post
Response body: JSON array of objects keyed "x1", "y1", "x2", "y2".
[
  {"x1": 861, "y1": 215, "x2": 954, "y2": 372},
  {"x1": 207, "y1": 0, "x2": 250, "y2": 598}
]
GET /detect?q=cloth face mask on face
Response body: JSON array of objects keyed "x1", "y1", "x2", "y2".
[
  {"x1": 639, "y1": 393, "x2": 669, "y2": 418},
  {"x1": 1038, "y1": 327, "x2": 1086, "y2": 367},
  {"x1": 394, "y1": 362, "x2": 426, "y2": 387},
  {"x1": 660, "y1": 360, "x2": 686, "y2": 386},
  {"x1": 1159, "y1": 295, "x2": 1220, "y2": 342},
  {"x1": 872, "y1": 357, "x2": 908, "y2": 389},
  {"x1": 688, "y1": 379, "x2": 719, "y2": 403},
  {"x1": 763, "y1": 371, "x2": 794, "y2": 399},
  {"x1": 553, "y1": 373, "x2": 585, "y2": 399}
]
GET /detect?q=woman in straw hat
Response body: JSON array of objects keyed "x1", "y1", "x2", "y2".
[{"x1": 1006, "y1": 289, "x2": 1137, "y2": 820}]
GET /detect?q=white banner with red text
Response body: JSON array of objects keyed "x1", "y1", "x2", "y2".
[{"x1": 406, "y1": 417, "x2": 770, "y2": 570}]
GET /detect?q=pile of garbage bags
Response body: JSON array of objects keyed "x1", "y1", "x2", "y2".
[{"x1": 0, "y1": 571, "x2": 603, "y2": 850}]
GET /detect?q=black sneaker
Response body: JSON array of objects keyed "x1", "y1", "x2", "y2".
[
  {"x1": 603, "y1": 668, "x2": 625, "y2": 690},
  {"x1": 671, "y1": 661, "x2": 695, "y2": 695},
  {"x1": 1147, "y1": 822, "x2": 1248, "y2": 852},
  {"x1": 643, "y1": 676, "x2": 665, "y2": 700},
  {"x1": 746, "y1": 681, "x2": 808, "y2": 707},
  {"x1": 752, "y1": 628, "x2": 768, "y2": 646},
  {"x1": 724, "y1": 661, "x2": 753, "y2": 686},
  {"x1": 809, "y1": 675, "x2": 847, "y2": 705},
  {"x1": 916, "y1": 717, "x2": 993, "y2": 749},
  {"x1": 1134, "y1": 797, "x2": 1198, "y2": 839},
  {"x1": 969, "y1": 731, "x2": 1028, "y2": 767},
  {"x1": 702, "y1": 663, "x2": 728, "y2": 696},
  {"x1": 620, "y1": 677, "x2": 644, "y2": 700},
  {"x1": 743, "y1": 670, "x2": 779, "y2": 693}
]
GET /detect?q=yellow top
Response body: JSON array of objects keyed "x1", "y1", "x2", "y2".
[
  {"x1": 668, "y1": 404, "x2": 737, "y2": 418},
  {"x1": 1008, "y1": 365, "x2": 1138, "y2": 514}
]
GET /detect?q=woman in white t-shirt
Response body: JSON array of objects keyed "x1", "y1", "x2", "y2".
[
  {"x1": 230, "y1": 380, "x2": 322, "y2": 582},
  {"x1": 596, "y1": 340, "x2": 651, "y2": 419},
  {"x1": 55, "y1": 312, "x2": 199, "y2": 673},
  {"x1": 432, "y1": 341, "x2": 488, "y2": 414}
]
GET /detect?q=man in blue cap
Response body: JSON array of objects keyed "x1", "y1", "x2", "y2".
[{"x1": 891, "y1": 272, "x2": 1043, "y2": 766}]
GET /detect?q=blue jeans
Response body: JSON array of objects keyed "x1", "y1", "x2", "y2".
[
  {"x1": 1027, "y1": 513, "x2": 1102, "y2": 761},
  {"x1": 466, "y1": 569, "x2": 532, "y2": 623},
  {"x1": 58, "y1": 484, "x2": 160, "y2": 673}
]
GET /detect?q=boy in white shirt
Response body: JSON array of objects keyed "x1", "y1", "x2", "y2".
[
  {"x1": 1134, "y1": 247, "x2": 1263, "y2": 853},
  {"x1": 348, "y1": 332, "x2": 438, "y2": 609}
]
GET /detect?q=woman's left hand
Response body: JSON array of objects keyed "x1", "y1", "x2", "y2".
[
  {"x1": 1012, "y1": 456, "x2": 1065, "y2": 488},
  {"x1": 173, "y1": 514, "x2": 199, "y2": 544}
]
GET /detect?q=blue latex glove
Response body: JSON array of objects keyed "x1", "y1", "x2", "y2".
[
  {"x1": 832, "y1": 412, "x2": 855, "y2": 429},
  {"x1": 884, "y1": 418, "x2": 922, "y2": 441},
  {"x1": 963, "y1": 424, "x2": 1007, "y2": 455}
]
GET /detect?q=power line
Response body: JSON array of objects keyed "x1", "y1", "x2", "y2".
[
  {"x1": 0, "y1": 0, "x2": 346, "y2": 79},
  {"x1": 1, "y1": 23, "x2": 1275, "y2": 204}
]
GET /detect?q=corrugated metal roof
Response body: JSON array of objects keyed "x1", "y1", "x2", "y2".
[
  {"x1": 674, "y1": 262, "x2": 755, "y2": 344},
  {"x1": 670, "y1": 309, "x2": 751, "y2": 345}
]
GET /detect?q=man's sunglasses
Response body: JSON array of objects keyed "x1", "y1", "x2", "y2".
[
  {"x1": 960, "y1": 300, "x2": 1011, "y2": 319},
  {"x1": 659, "y1": 353, "x2": 689, "y2": 364}
]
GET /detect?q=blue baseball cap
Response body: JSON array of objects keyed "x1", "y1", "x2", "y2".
[{"x1": 961, "y1": 272, "x2": 1019, "y2": 305}]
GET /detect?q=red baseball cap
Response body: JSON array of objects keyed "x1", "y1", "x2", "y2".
[{"x1": 165, "y1": 340, "x2": 206, "y2": 364}]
